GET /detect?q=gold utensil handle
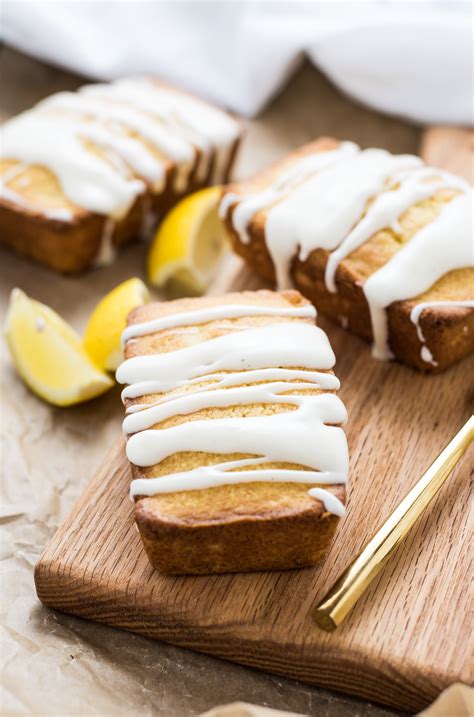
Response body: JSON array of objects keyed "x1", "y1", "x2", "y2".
[{"x1": 313, "y1": 415, "x2": 474, "y2": 631}]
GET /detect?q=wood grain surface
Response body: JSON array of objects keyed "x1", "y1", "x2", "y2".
[
  {"x1": 35, "y1": 132, "x2": 473, "y2": 713},
  {"x1": 34, "y1": 259, "x2": 473, "y2": 713},
  {"x1": 421, "y1": 127, "x2": 473, "y2": 184}
]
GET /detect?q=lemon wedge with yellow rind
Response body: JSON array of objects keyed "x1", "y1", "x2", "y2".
[
  {"x1": 148, "y1": 186, "x2": 226, "y2": 295},
  {"x1": 4, "y1": 288, "x2": 113, "y2": 407},
  {"x1": 83, "y1": 277, "x2": 150, "y2": 372}
]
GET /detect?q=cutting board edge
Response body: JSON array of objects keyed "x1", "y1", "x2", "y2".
[
  {"x1": 34, "y1": 560, "x2": 445, "y2": 714},
  {"x1": 34, "y1": 458, "x2": 469, "y2": 717}
]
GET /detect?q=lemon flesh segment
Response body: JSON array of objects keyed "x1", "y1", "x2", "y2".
[
  {"x1": 83, "y1": 278, "x2": 150, "y2": 372},
  {"x1": 148, "y1": 186, "x2": 226, "y2": 296},
  {"x1": 4, "y1": 288, "x2": 113, "y2": 407}
]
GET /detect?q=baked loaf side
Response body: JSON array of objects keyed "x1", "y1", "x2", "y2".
[
  {"x1": 116, "y1": 290, "x2": 349, "y2": 575},
  {"x1": 220, "y1": 138, "x2": 474, "y2": 372},
  {"x1": 0, "y1": 78, "x2": 241, "y2": 272}
]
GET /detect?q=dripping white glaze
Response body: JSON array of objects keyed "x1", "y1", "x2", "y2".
[
  {"x1": 83, "y1": 78, "x2": 240, "y2": 184},
  {"x1": 125, "y1": 394, "x2": 348, "y2": 518},
  {"x1": 84, "y1": 80, "x2": 205, "y2": 183},
  {"x1": 130, "y1": 461, "x2": 346, "y2": 518},
  {"x1": 123, "y1": 367, "x2": 339, "y2": 406},
  {"x1": 39, "y1": 90, "x2": 193, "y2": 191},
  {"x1": 55, "y1": 90, "x2": 192, "y2": 191},
  {"x1": 117, "y1": 305, "x2": 348, "y2": 517},
  {"x1": 94, "y1": 217, "x2": 116, "y2": 267},
  {"x1": 1, "y1": 78, "x2": 239, "y2": 219},
  {"x1": 1, "y1": 113, "x2": 144, "y2": 219},
  {"x1": 124, "y1": 392, "x2": 346, "y2": 469},
  {"x1": 264, "y1": 148, "x2": 422, "y2": 290},
  {"x1": 120, "y1": 302, "x2": 316, "y2": 344},
  {"x1": 420, "y1": 346, "x2": 437, "y2": 366},
  {"x1": 324, "y1": 167, "x2": 469, "y2": 293},
  {"x1": 219, "y1": 142, "x2": 359, "y2": 243},
  {"x1": 410, "y1": 300, "x2": 474, "y2": 366},
  {"x1": 117, "y1": 322, "x2": 335, "y2": 389},
  {"x1": 44, "y1": 208, "x2": 74, "y2": 221},
  {"x1": 123, "y1": 380, "x2": 341, "y2": 435},
  {"x1": 364, "y1": 193, "x2": 473, "y2": 359},
  {"x1": 222, "y1": 142, "x2": 472, "y2": 363},
  {"x1": 68, "y1": 117, "x2": 167, "y2": 190},
  {"x1": 307, "y1": 489, "x2": 346, "y2": 518}
]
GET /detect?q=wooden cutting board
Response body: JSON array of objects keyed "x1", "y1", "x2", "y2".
[{"x1": 35, "y1": 131, "x2": 473, "y2": 713}]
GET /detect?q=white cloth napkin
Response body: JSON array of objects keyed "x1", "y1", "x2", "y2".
[{"x1": 2, "y1": 1, "x2": 472, "y2": 125}]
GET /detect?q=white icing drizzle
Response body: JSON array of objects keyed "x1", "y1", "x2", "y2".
[
  {"x1": 130, "y1": 461, "x2": 346, "y2": 518},
  {"x1": 123, "y1": 381, "x2": 339, "y2": 435},
  {"x1": 1, "y1": 113, "x2": 144, "y2": 219},
  {"x1": 44, "y1": 208, "x2": 74, "y2": 221},
  {"x1": 307, "y1": 489, "x2": 346, "y2": 518},
  {"x1": 80, "y1": 122, "x2": 166, "y2": 189},
  {"x1": 83, "y1": 78, "x2": 239, "y2": 184},
  {"x1": 410, "y1": 300, "x2": 474, "y2": 366},
  {"x1": 123, "y1": 367, "x2": 339, "y2": 405},
  {"x1": 219, "y1": 142, "x2": 359, "y2": 243},
  {"x1": 420, "y1": 346, "x2": 437, "y2": 367},
  {"x1": 325, "y1": 167, "x2": 469, "y2": 292},
  {"x1": 117, "y1": 322, "x2": 335, "y2": 388},
  {"x1": 126, "y1": 394, "x2": 347, "y2": 493},
  {"x1": 40, "y1": 91, "x2": 193, "y2": 192},
  {"x1": 121, "y1": 302, "x2": 316, "y2": 345},
  {"x1": 1, "y1": 78, "x2": 239, "y2": 219},
  {"x1": 82, "y1": 83, "x2": 204, "y2": 185},
  {"x1": 364, "y1": 193, "x2": 473, "y2": 359},
  {"x1": 94, "y1": 217, "x2": 116, "y2": 267},
  {"x1": 264, "y1": 149, "x2": 422, "y2": 290},
  {"x1": 222, "y1": 143, "x2": 472, "y2": 362},
  {"x1": 117, "y1": 304, "x2": 348, "y2": 517}
]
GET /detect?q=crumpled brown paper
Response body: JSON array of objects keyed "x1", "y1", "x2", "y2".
[
  {"x1": 1, "y1": 45, "x2": 424, "y2": 717},
  {"x1": 199, "y1": 686, "x2": 474, "y2": 717},
  {"x1": 199, "y1": 703, "x2": 305, "y2": 717},
  {"x1": 418, "y1": 685, "x2": 474, "y2": 717}
]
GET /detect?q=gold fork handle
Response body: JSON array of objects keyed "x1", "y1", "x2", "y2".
[{"x1": 313, "y1": 415, "x2": 474, "y2": 631}]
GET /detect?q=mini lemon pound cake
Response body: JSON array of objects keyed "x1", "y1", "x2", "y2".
[
  {"x1": 0, "y1": 78, "x2": 241, "y2": 272},
  {"x1": 116, "y1": 290, "x2": 349, "y2": 575},
  {"x1": 220, "y1": 138, "x2": 474, "y2": 372}
]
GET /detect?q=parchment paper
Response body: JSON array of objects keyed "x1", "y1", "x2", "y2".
[
  {"x1": 0, "y1": 46, "x2": 423, "y2": 717},
  {"x1": 200, "y1": 686, "x2": 474, "y2": 717}
]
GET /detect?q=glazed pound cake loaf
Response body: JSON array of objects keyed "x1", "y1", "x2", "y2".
[
  {"x1": 220, "y1": 138, "x2": 474, "y2": 372},
  {"x1": 116, "y1": 290, "x2": 349, "y2": 575},
  {"x1": 0, "y1": 78, "x2": 241, "y2": 272}
]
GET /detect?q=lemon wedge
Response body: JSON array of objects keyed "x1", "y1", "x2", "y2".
[
  {"x1": 83, "y1": 278, "x2": 150, "y2": 372},
  {"x1": 148, "y1": 186, "x2": 226, "y2": 295},
  {"x1": 4, "y1": 289, "x2": 113, "y2": 407}
]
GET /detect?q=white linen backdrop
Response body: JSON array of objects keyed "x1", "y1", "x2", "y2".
[{"x1": 1, "y1": 1, "x2": 472, "y2": 125}]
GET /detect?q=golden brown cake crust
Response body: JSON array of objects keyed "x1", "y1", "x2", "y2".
[
  {"x1": 123, "y1": 289, "x2": 346, "y2": 575},
  {"x1": 221, "y1": 138, "x2": 474, "y2": 373},
  {"x1": 0, "y1": 82, "x2": 242, "y2": 273}
]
